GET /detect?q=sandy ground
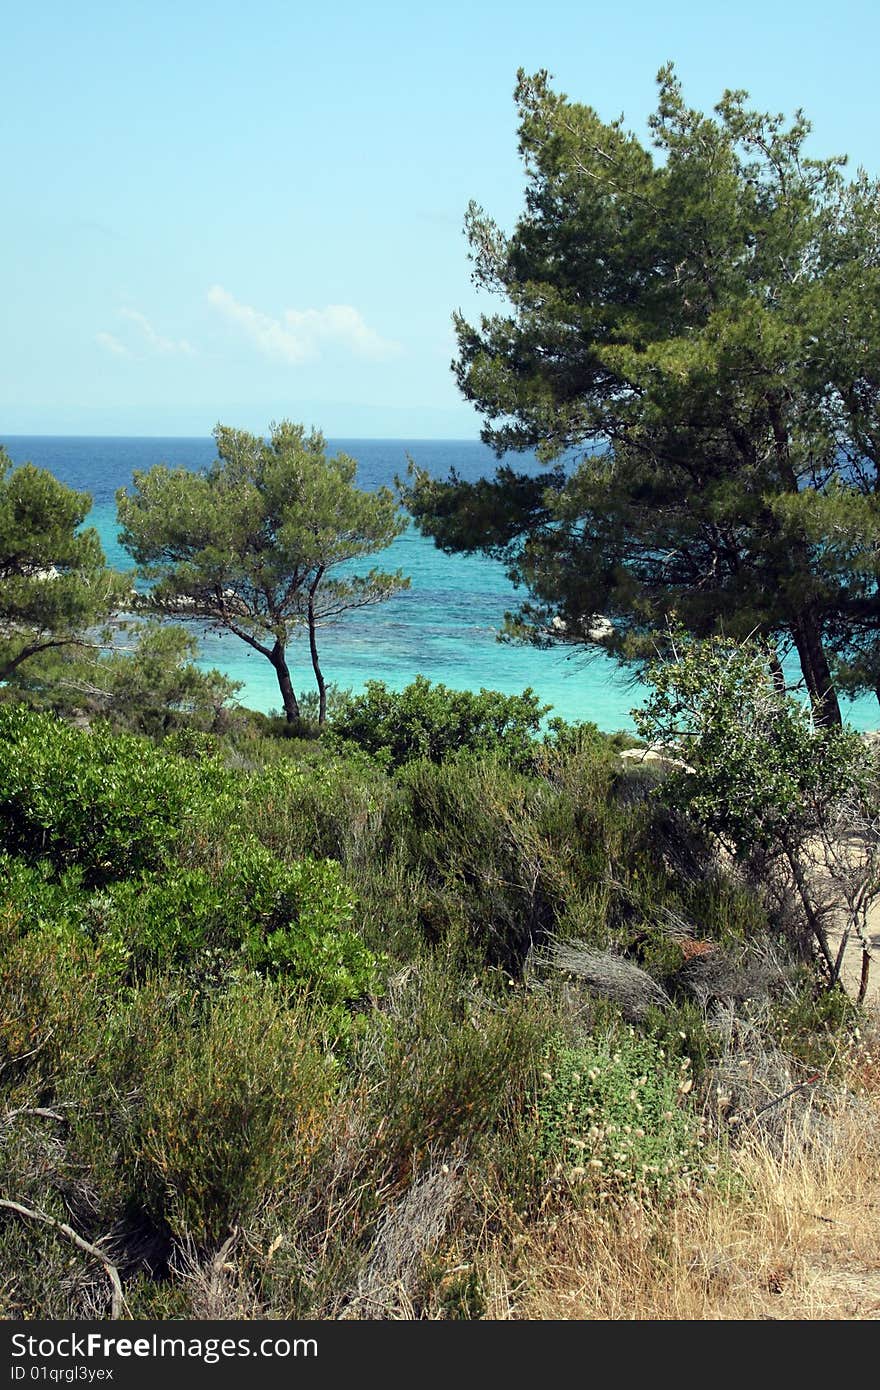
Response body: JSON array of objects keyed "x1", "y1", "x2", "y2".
[{"x1": 832, "y1": 907, "x2": 880, "y2": 1007}]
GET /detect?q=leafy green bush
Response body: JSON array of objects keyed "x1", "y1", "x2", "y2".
[
  {"x1": 536, "y1": 1030, "x2": 703, "y2": 1201},
  {"x1": 230, "y1": 838, "x2": 381, "y2": 1011},
  {"x1": 3, "y1": 836, "x2": 382, "y2": 1026},
  {"x1": 0, "y1": 706, "x2": 235, "y2": 884},
  {"x1": 331, "y1": 676, "x2": 550, "y2": 769},
  {"x1": 634, "y1": 631, "x2": 873, "y2": 857},
  {"x1": 0, "y1": 853, "x2": 81, "y2": 937}
]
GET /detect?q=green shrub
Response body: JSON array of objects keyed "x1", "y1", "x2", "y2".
[
  {"x1": 65, "y1": 979, "x2": 337, "y2": 1246},
  {"x1": 231, "y1": 839, "x2": 381, "y2": 1011},
  {"x1": 0, "y1": 852, "x2": 81, "y2": 937},
  {"x1": 536, "y1": 1030, "x2": 703, "y2": 1202},
  {"x1": 240, "y1": 749, "x2": 390, "y2": 863},
  {"x1": 331, "y1": 676, "x2": 550, "y2": 770},
  {"x1": 541, "y1": 716, "x2": 637, "y2": 760},
  {"x1": 370, "y1": 961, "x2": 552, "y2": 1179},
  {"x1": 771, "y1": 968, "x2": 861, "y2": 1071},
  {"x1": 387, "y1": 758, "x2": 557, "y2": 968},
  {"x1": 0, "y1": 705, "x2": 234, "y2": 883},
  {"x1": 0, "y1": 910, "x2": 107, "y2": 1088},
  {"x1": 79, "y1": 839, "x2": 381, "y2": 1024}
]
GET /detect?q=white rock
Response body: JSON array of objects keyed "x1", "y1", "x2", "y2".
[{"x1": 620, "y1": 746, "x2": 693, "y2": 773}]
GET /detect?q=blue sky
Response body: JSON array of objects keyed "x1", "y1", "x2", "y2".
[{"x1": 3, "y1": 0, "x2": 878, "y2": 438}]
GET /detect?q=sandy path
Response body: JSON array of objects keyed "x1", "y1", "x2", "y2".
[{"x1": 830, "y1": 905, "x2": 880, "y2": 1007}]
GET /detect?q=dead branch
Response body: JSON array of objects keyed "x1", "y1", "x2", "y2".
[
  {"x1": 727, "y1": 1072, "x2": 822, "y2": 1133},
  {"x1": 1, "y1": 1105, "x2": 68, "y2": 1128},
  {"x1": 0, "y1": 1198, "x2": 124, "y2": 1317}
]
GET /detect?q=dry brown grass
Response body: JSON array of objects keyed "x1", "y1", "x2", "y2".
[{"x1": 484, "y1": 1018, "x2": 880, "y2": 1320}]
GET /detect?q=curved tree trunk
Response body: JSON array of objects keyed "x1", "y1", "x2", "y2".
[
  {"x1": 769, "y1": 647, "x2": 786, "y2": 696},
  {"x1": 307, "y1": 574, "x2": 327, "y2": 724},
  {"x1": 766, "y1": 404, "x2": 843, "y2": 729},
  {"x1": 783, "y1": 839, "x2": 836, "y2": 975},
  {"x1": 269, "y1": 640, "x2": 300, "y2": 723}
]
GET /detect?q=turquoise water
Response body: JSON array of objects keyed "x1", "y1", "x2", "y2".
[{"x1": 4, "y1": 435, "x2": 877, "y2": 733}]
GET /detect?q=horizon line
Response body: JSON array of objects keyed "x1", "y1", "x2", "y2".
[{"x1": 2, "y1": 431, "x2": 486, "y2": 443}]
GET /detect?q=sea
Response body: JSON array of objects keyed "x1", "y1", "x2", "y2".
[{"x1": 4, "y1": 435, "x2": 877, "y2": 734}]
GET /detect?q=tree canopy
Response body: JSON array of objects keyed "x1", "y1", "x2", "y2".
[
  {"x1": 0, "y1": 449, "x2": 127, "y2": 684},
  {"x1": 404, "y1": 67, "x2": 880, "y2": 725},
  {"x1": 117, "y1": 422, "x2": 409, "y2": 722},
  {"x1": 635, "y1": 630, "x2": 878, "y2": 997}
]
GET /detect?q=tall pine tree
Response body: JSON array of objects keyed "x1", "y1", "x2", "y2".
[{"x1": 405, "y1": 68, "x2": 880, "y2": 724}]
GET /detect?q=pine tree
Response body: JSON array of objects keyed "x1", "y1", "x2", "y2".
[
  {"x1": 118, "y1": 422, "x2": 409, "y2": 722},
  {"x1": 0, "y1": 449, "x2": 127, "y2": 684},
  {"x1": 405, "y1": 68, "x2": 880, "y2": 724}
]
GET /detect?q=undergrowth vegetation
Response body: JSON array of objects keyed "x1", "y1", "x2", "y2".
[{"x1": 0, "y1": 681, "x2": 873, "y2": 1320}]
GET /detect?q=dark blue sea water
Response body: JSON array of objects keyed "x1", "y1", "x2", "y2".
[{"x1": 3, "y1": 435, "x2": 876, "y2": 732}]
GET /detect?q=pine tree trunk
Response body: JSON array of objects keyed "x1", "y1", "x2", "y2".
[
  {"x1": 307, "y1": 590, "x2": 327, "y2": 725},
  {"x1": 792, "y1": 610, "x2": 842, "y2": 728},
  {"x1": 269, "y1": 641, "x2": 300, "y2": 723},
  {"x1": 765, "y1": 406, "x2": 842, "y2": 728},
  {"x1": 769, "y1": 648, "x2": 786, "y2": 695}
]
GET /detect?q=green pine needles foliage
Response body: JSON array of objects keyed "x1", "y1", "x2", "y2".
[
  {"x1": 404, "y1": 67, "x2": 880, "y2": 728},
  {"x1": 117, "y1": 421, "x2": 409, "y2": 725},
  {"x1": 0, "y1": 449, "x2": 129, "y2": 684}
]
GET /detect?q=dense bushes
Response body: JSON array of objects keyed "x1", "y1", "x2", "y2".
[
  {"x1": 0, "y1": 682, "x2": 862, "y2": 1319},
  {"x1": 0, "y1": 709, "x2": 382, "y2": 1035},
  {"x1": 63, "y1": 980, "x2": 338, "y2": 1246},
  {"x1": 4, "y1": 858, "x2": 378, "y2": 1048},
  {"x1": 0, "y1": 705, "x2": 234, "y2": 883},
  {"x1": 331, "y1": 676, "x2": 551, "y2": 769}
]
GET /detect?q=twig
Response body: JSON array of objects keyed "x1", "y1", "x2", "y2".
[
  {"x1": 728, "y1": 1072, "x2": 821, "y2": 1132},
  {"x1": 858, "y1": 949, "x2": 871, "y2": 1008},
  {"x1": 0, "y1": 1029, "x2": 56, "y2": 1079},
  {"x1": 1, "y1": 1106, "x2": 68, "y2": 1128},
  {"x1": 207, "y1": 1226, "x2": 239, "y2": 1315},
  {"x1": 0, "y1": 1198, "x2": 124, "y2": 1317}
]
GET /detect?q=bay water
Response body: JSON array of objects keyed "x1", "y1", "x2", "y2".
[{"x1": 4, "y1": 435, "x2": 875, "y2": 733}]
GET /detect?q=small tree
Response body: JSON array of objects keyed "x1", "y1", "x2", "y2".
[
  {"x1": 1, "y1": 621, "x2": 240, "y2": 736},
  {"x1": 634, "y1": 631, "x2": 878, "y2": 999},
  {"x1": 0, "y1": 449, "x2": 127, "y2": 683},
  {"x1": 117, "y1": 422, "x2": 409, "y2": 723}
]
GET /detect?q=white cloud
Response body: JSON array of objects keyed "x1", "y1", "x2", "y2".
[
  {"x1": 119, "y1": 308, "x2": 195, "y2": 356},
  {"x1": 97, "y1": 310, "x2": 194, "y2": 358},
  {"x1": 207, "y1": 285, "x2": 400, "y2": 364},
  {"x1": 207, "y1": 286, "x2": 310, "y2": 364},
  {"x1": 96, "y1": 331, "x2": 129, "y2": 357}
]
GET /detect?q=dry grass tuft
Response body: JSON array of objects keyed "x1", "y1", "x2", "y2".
[{"x1": 541, "y1": 940, "x2": 670, "y2": 1022}]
